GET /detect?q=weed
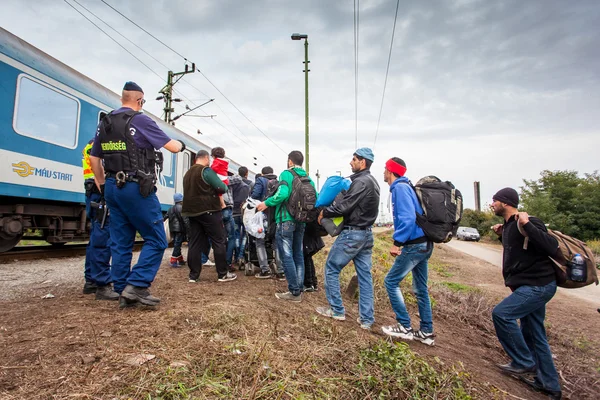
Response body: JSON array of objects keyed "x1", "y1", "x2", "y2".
[{"x1": 438, "y1": 282, "x2": 482, "y2": 294}]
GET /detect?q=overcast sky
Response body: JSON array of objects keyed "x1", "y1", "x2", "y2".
[{"x1": 2, "y1": 0, "x2": 599, "y2": 219}]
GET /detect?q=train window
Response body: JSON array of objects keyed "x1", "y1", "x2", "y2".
[
  {"x1": 160, "y1": 148, "x2": 173, "y2": 176},
  {"x1": 13, "y1": 75, "x2": 80, "y2": 148},
  {"x1": 183, "y1": 151, "x2": 190, "y2": 175}
]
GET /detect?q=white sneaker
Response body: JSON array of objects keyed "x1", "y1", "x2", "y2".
[
  {"x1": 218, "y1": 272, "x2": 237, "y2": 282},
  {"x1": 357, "y1": 317, "x2": 372, "y2": 330},
  {"x1": 382, "y1": 323, "x2": 414, "y2": 340},
  {"x1": 203, "y1": 259, "x2": 215, "y2": 266},
  {"x1": 315, "y1": 306, "x2": 346, "y2": 321},
  {"x1": 413, "y1": 330, "x2": 435, "y2": 346},
  {"x1": 188, "y1": 279, "x2": 197, "y2": 283}
]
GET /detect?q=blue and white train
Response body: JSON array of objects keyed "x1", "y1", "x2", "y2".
[{"x1": 0, "y1": 28, "x2": 249, "y2": 251}]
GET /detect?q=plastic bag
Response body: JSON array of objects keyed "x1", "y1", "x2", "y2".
[
  {"x1": 242, "y1": 198, "x2": 266, "y2": 239},
  {"x1": 315, "y1": 176, "x2": 351, "y2": 207}
]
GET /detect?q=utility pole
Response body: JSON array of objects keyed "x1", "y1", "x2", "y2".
[
  {"x1": 474, "y1": 181, "x2": 481, "y2": 212},
  {"x1": 315, "y1": 169, "x2": 321, "y2": 191},
  {"x1": 291, "y1": 33, "x2": 310, "y2": 175},
  {"x1": 158, "y1": 62, "x2": 196, "y2": 124}
]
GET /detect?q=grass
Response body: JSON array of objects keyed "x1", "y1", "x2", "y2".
[{"x1": 438, "y1": 282, "x2": 482, "y2": 294}]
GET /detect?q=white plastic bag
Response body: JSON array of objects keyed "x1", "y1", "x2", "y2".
[{"x1": 242, "y1": 198, "x2": 266, "y2": 239}]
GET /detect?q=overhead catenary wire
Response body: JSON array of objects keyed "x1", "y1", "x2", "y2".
[
  {"x1": 354, "y1": 0, "x2": 360, "y2": 148},
  {"x1": 64, "y1": 0, "x2": 265, "y2": 167},
  {"x1": 99, "y1": 0, "x2": 288, "y2": 156},
  {"x1": 373, "y1": 0, "x2": 401, "y2": 150}
]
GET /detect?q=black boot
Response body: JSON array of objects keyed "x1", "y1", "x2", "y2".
[
  {"x1": 120, "y1": 284, "x2": 160, "y2": 306},
  {"x1": 95, "y1": 284, "x2": 120, "y2": 301},
  {"x1": 82, "y1": 281, "x2": 98, "y2": 294},
  {"x1": 519, "y1": 376, "x2": 562, "y2": 399}
]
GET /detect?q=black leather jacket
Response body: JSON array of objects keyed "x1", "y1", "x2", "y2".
[
  {"x1": 167, "y1": 203, "x2": 185, "y2": 233},
  {"x1": 323, "y1": 169, "x2": 380, "y2": 228}
]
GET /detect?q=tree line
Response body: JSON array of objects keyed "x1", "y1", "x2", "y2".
[{"x1": 461, "y1": 170, "x2": 600, "y2": 242}]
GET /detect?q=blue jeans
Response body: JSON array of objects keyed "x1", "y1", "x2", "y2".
[
  {"x1": 276, "y1": 221, "x2": 305, "y2": 295},
  {"x1": 104, "y1": 178, "x2": 167, "y2": 293},
  {"x1": 384, "y1": 242, "x2": 433, "y2": 332},
  {"x1": 84, "y1": 191, "x2": 112, "y2": 286},
  {"x1": 172, "y1": 232, "x2": 184, "y2": 258},
  {"x1": 234, "y1": 215, "x2": 247, "y2": 261},
  {"x1": 492, "y1": 281, "x2": 560, "y2": 392},
  {"x1": 222, "y1": 208, "x2": 236, "y2": 265},
  {"x1": 324, "y1": 229, "x2": 375, "y2": 324}
]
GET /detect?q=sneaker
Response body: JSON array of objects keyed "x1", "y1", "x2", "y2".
[
  {"x1": 255, "y1": 270, "x2": 272, "y2": 279},
  {"x1": 170, "y1": 257, "x2": 179, "y2": 267},
  {"x1": 95, "y1": 284, "x2": 120, "y2": 301},
  {"x1": 381, "y1": 323, "x2": 414, "y2": 340},
  {"x1": 203, "y1": 259, "x2": 215, "y2": 266},
  {"x1": 303, "y1": 286, "x2": 315, "y2": 292},
  {"x1": 218, "y1": 272, "x2": 237, "y2": 282},
  {"x1": 413, "y1": 330, "x2": 436, "y2": 346},
  {"x1": 120, "y1": 284, "x2": 160, "y2": 306},
  {"x1": 315, "y1": 307, "x2": 345, "y2": 321},
  {"x1": 356, "y1": 317, "x2": 372, "y2": 330},
  {"x1": 82, "y1": 281, "x2": 97, "y2": 294},
  {"x1": 188, "y1": 279, "x2": 198, "y2": 283},
  {"x1": 275, "y1": 272, "x2": 286, "y2": 281},
  {"x1": 275, "y1": 292, "x2": 302, "y2": 302},
  {"x1": 518, "y1": 376, "x2": 562, "y2": 400},
  {"x1": 228, "y1": 264, "x2": 237, "y2": 273},
  {"x1": 177, "y1": 256, "x2": 186, "y2": 266}
]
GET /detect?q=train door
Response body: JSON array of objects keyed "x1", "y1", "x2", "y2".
[{"x1": 175, "y1": 149, "x2": 194, "y2": 194}]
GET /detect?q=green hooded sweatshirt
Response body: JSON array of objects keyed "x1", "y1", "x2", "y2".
[{"x1": 264, "y1": 167, "x2": 316, "y2": 224}]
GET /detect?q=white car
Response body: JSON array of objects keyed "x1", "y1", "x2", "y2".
[{"x1": 456, "y1": 227, "x2": 481, "y2": 241}]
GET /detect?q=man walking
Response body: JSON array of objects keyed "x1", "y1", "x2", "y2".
[
  {"x1": 491, "y1": 188, "x2": 561, "y2": 399},
  {"x1": 183, "y1": 150, "x2": 237, "y2": 283},
  {"x1": 89, "y1": 81, "x2": 185, "y2": 307},
  {"x1": 257, "y1": 151, "x2": 315, "y2": 301},
  {"x1": 315, "y1": 148, "x2": 379, "y2": 329},
  {"x1": 230, "y1": 167, "x2": 250, "y2": 268},
  {"x1": 380, "y1": 158, "x2": 435, "y2": 345}
]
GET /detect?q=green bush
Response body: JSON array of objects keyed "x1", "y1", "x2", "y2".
[{"x1": 460, "y1": 209, "x2": 502, "y2": 238}]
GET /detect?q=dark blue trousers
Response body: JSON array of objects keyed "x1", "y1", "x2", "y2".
[
  {"x1": 84, "y1": 192, "x2": 112, "y2": 286},
  {"x1": 104, "y1": 178, "x2": 167, "y2": 293}
]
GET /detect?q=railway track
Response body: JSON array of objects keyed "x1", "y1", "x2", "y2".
[{"x1": 0, "y1": 241, "x2": 145, "y2": 262}]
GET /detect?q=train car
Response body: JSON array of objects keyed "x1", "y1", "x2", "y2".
[{"x1": 0, "y1": 28, "x2": 250, "y2": 252}]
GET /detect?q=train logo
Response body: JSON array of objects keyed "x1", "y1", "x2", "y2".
[
  {"x1": 11, "y1": 161, "x2": 74, "y2": 182},
  {"x1": 12, "y1": 161, "x2": 34, "y2": 177}
]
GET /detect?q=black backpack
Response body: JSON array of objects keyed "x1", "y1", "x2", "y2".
[
  {"x1": 412, "y1": 176, "x2": 463, "y2": 243},
  {"x1": 286, "y1": 170, "x2": 318, "y2": 223},
  {"x1": 264, "y1": 177, "x2": 280, "y2": 238}
]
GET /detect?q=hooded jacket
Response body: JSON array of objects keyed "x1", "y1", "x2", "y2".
[
  {"x1": 389, "y1": 177, "x2": 426, "y2": 246},
  {"x1": 323, "y1": 169, "x2": 379, "y2": 228},
  {"x1": 228, "y1": 174, "x2": 249, "y2": 216}
]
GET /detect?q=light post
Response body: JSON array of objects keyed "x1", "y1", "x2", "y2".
[{"x1": 291, "y1": 33, "x2": 310, "y2": 175}]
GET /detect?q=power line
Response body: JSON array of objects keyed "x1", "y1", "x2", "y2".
[
  {"x1": 373, "y1": 0, "x2": 400, "y2": 149},
  {"x1": 62, "y1": 0, "x2": 165, "y2": 83},
  {"x1": 99, "y1": 0, "x2": 187, "y2": 60},
  {"x1": 65, "y1": 0, "x2": 263, "y2": 167},
  {"x1": 99, "y1": 0, "x2": 287, "y2": 155},
  {"x1": 354, "y1": 0, "x2": 360, "y2": 148}
]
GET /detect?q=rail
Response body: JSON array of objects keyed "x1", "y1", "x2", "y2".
[{"x1": 0, "y1": 241, "x2": 145, "y2": 263}]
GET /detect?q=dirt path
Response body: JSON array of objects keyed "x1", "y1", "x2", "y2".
[{"x1": 445, "y1": 240, "x2": 600, "y2": 305}]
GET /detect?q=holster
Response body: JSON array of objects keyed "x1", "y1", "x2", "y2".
[
  {"x1": 137, "y1": 170, "x2": 156, "y2": 197},
  {"x1": 84, "y1": 180, "x2": 100, "y2": 197}
]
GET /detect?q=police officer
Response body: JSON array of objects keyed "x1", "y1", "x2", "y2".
[
  {"x1": 82, "y1": 139, "x2": 119, "y2": 300},
  {"x1": 89, "y1": 81, "x2": 185, "y2": 307}
]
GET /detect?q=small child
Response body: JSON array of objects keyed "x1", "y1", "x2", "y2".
[
  {"x1": 210, "y1": 147, "x2": 229, "y2": 209},
  {"x1": 165, "y1": 193, "x2": 187, "y2": 267}
]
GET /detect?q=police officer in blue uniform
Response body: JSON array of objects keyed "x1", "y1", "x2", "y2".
[
  {"x1": 82, "y1": 139, "x2": 119, "y2": 300},
  {"x1": 89, "y1": 81, "x2": 185, "y2": 307}
]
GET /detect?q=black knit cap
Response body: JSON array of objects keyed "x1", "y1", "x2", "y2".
[
  {"x1": 493, "y1": 187, "x2": 519, "y2": 208},
  {"x1": 123, "y1": 81, "x2": 144, "y2": 93}
]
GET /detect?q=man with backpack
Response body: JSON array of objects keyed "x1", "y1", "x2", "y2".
[
  {"x1": 490, "y1": 187, "x2": 561, "y2": 399},
  {"x1": 380, "y1": 158, "x2": 435, "y2": 345},
  {"x1": 251, "y1": 166, "x2": 284, "y2": 279},
  {"x1": 315, "y1": 148, "x2": 379, "y2": 329},
  {"x1": 229, "y1": 169, "x2": 250, "y2": 268},
  {"x1": 165, "y1": 193, "x2": 187, "y2": 267},
  {"x1": 257, "y1": 151, "x2": 316, "y2": 301}
]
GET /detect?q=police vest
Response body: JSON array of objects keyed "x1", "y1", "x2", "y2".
[
  {"x1": 81, "y1": 142, "x2": 94, "y2": 180},
  {"x1": 96, "y1": 109, "x2": 159, "y2": 176}
]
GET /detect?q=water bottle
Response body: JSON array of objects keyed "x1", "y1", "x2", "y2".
[{"x1": 568, "y1": 253, "x2": 587, "y2": 282}]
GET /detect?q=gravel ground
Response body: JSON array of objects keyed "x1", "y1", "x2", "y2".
[{"x1": 0, "y1": 252, "x2": 141, "y2": 301}]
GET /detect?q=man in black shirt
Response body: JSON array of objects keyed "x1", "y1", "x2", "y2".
[{"x1": 490, "y1": 187, "x2": 561, "y2": 399}]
